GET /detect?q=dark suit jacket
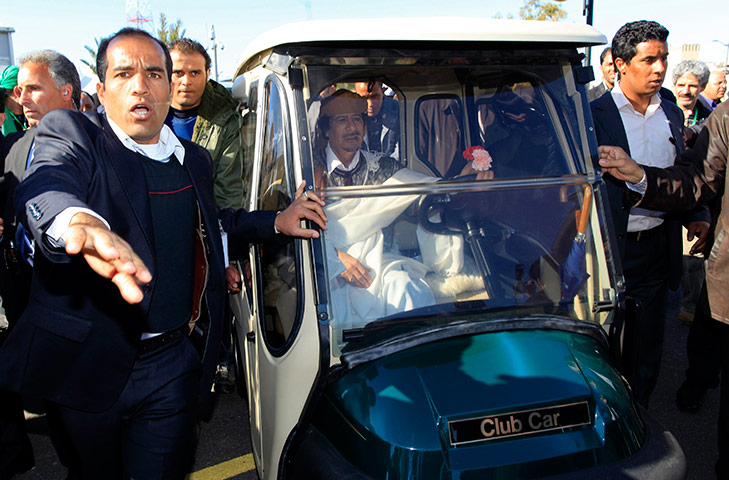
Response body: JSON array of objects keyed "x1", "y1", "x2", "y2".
[
  {"x1": 0, "y1": 110, "x2": 276, "y2": 412},
  {"x1": 1, "y1": 129, "x2": 35, "y2": 232},
  {"x1": 684, "y1": 100, "x2": 714, "y2": 148},
  {"x1": 590, "y1": 92, "x2": 709, "y2": 289},
  {"x1": 587, "y1": 82, "x2": 609, "y2": 102}
]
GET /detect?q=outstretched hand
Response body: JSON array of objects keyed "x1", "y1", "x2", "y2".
[
  {"x1": 64, "y1": 213, "x2": 151, "y2": 304},
  {"x1": 274, "y1": 181, "x2": 328, "y2": 238},
  {"x1": 598, "y1": 146, "x2": 645, "y2": 184}
]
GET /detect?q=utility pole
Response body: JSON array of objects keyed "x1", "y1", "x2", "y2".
[
  {"x1": 583, "y1": 0, "x2": 594, "y2": 66},
  {"x1": 210, "y1": 25, "x2": 220, "y2": 82}
]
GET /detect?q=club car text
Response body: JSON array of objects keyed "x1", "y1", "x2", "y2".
[{"x1": 449, "y1": 402, "x2": 592, "y2": 445}]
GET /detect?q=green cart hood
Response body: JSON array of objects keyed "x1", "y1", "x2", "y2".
[{"x1": 316, "y1": 329, "x2": 645, "y2": 478}]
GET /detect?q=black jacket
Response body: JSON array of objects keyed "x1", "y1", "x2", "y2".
[
  {"x1": 590, "y1": 91, "x2": 710, "y2": 289},
  {"x1": 0, "y1": 110, "x2": 276, "y2": 411}
]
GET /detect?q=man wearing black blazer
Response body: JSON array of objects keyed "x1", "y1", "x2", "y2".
[
  {"x1": 0, "y1": 28, "x2": 326, "y2": 479},
  {"x1": 587, "y1": 47, "x2": 615, "y2": 102},
  {"x1": 590, "y1": 21, "x2": 710, "y2": 407},
  {"x1": 0, "y1": 50, "x2": 82, "y2": 479}
]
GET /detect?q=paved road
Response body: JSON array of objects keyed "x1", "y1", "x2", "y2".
[{"x1": 14, "y1": 317, "x2": 722, "y2": 479}]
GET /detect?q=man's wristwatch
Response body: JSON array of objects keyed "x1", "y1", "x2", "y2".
[{"x1": 625, "y1": 171, "x2": 647, "y2": 196}]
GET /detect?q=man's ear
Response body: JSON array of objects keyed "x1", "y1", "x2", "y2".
[
  {"x1": 613, "y1": 57, "x2": 628, "y2": 77},
  {"x1": 96, "y1": 81, "x2": 105, "y2": 105},
  {"x1": 13, "y1": 85, "x2": 20, "y2": 97},
  {"x1": 205, "y1": 68, "x2": 211, "y2": 82},
  {"x1": 61, "y1": 84, "x2": 72, "y2": 100}
]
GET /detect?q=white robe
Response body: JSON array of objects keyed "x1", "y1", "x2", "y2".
[{"x1": 324, "y1": 166, "x2": 464, "y2": 334}]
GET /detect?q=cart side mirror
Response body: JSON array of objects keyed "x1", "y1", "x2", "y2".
[{"x1": 232, "y1": 76, "x2": 248, "y2": 107}]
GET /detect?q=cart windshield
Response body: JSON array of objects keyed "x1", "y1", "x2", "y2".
[{"x1": 295, "y1": 50, "x2": 619, "y2": 354}]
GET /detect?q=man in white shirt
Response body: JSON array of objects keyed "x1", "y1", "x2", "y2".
[{"x1": 590, "y1": 20, "x2": 710, "y2": 407}]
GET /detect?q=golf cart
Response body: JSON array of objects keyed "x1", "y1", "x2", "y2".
[{"x1": 229, "y1": 17, "x2": 686, "y2": 479}]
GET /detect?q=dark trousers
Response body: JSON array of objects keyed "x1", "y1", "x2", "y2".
[
  {"x1": 53, "y1": 336, "x2": 202, "y2": 480},
  {"x1": 0, "y1": 263, "x2": 34, "y2": 480},
  {"x1": 0, "y1": 389, "x2": 34, "y2": 479},
  {"x1": 717, "y1": 327, "x2": 729, "y2": 478},
  {"x1": 621, "y1": 225, "x2": 670, "y2": 408},
  {"x1": 685, "y1": 283, "x2": 724, "y2": 390}
]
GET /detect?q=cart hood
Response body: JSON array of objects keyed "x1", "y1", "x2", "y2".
[{"x1": 325, "y1": 329, "x2": 631, "y2": 452}]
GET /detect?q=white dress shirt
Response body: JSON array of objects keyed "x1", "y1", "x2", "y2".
[
  {"x1": 325, "y1": 143, "x2": 360, "y2": 174},
  {"x1": 611, "y1": 81, "x2": 675, "y2": 232}
]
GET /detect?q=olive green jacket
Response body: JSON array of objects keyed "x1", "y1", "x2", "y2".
[{"x1": 192, "y1": 80, "x2": 245, "y2": 209}]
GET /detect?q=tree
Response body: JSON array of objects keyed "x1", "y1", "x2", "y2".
[
  {"x1": 80, "y1": 38, "x2": 101, "y2": 76},
  {"x1": 519, "y1": 0, "x2": 567, "y2": 21},
  {"x1": 156, "y1": 13, "x2": 185, "y2": 45}
]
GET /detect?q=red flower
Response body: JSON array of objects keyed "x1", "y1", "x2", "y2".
[{"x1": 463, "y1": 145, "x2": 485, "y2": 161}]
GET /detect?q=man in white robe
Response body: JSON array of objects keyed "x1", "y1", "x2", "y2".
[{"x1": 313, "y1": 90, "x2": 464, "y2": 333}]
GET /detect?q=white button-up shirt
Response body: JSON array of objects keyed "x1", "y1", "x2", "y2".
[
  {"x1": 325, "y1": 143, "x2": 360, "y2": 174},
  {"x1": 611, "y1": 81, "x2": 675, "y2": 232}
]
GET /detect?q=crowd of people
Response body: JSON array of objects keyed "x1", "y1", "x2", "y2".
[{"x1": 0, "y1": 17, "x2": 728, "y2": 480}]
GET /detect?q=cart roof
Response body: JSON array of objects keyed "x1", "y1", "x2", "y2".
[{"x1": 236, "y1": 17, "x2": 607, "y2": 72}]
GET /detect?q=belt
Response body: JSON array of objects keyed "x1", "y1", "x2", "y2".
[
  {"x1": 626, "y1": 223, "x2": 665, "y2": 242},
  {"x1": 138, "y1": 324, "x2": 189, "y2": 355}
]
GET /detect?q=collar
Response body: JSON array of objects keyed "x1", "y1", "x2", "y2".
[
  {"x1": 169, "y1": 105, "x2": 200, "y2": 119},
  {"x1": 325, "y1": 144, "x2": 361, "y2": 174},
  {"x1": 699, "y1": 94, "x2": 719, "y2": 110},
  {"x1": 106, "y1": 116, "x2": 185, "y2": 164},
  {"x1": 612, "y1": 80, "x2": 662, "y2": 115}
]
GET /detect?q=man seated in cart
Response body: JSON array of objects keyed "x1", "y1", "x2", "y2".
[{"x1": 313, "y1": 90, "x2": 467, "y2": 331}]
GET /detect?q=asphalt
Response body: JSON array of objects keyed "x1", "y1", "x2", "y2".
[{"x1": 648, "y1": 316, "x2": 719, "y2": 480}]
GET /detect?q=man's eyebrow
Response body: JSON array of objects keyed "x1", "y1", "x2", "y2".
[{"x1": 112, "y1": 64, "x2": 165, "y2": 73}]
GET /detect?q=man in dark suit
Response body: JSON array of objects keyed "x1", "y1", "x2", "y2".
[
  {"x1": 1, "y1": 50, "x2": 81, "y2": 306},
  {"x1": 0, "y1": 28, "x2": 327, "y2": 479},
  {"x1": 699, "y1": 70, "x2": 726, "y2": 112},
  {"x1": 590, "y1": 20, "x2": 710, "y2": 407},
  {"x1": 587, "y1": 47, "x2": 615, "y2": 102},
  {"x1": 354, "y1": 80, "x2": 400, "y2": 160},
  {"x1": 0, "y1": 49, "x2": 80, "y2": 479}
]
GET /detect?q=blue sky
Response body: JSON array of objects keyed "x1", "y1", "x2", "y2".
[{"x1": 3, "y1": 0, "x2": 728, "y2": 88}]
